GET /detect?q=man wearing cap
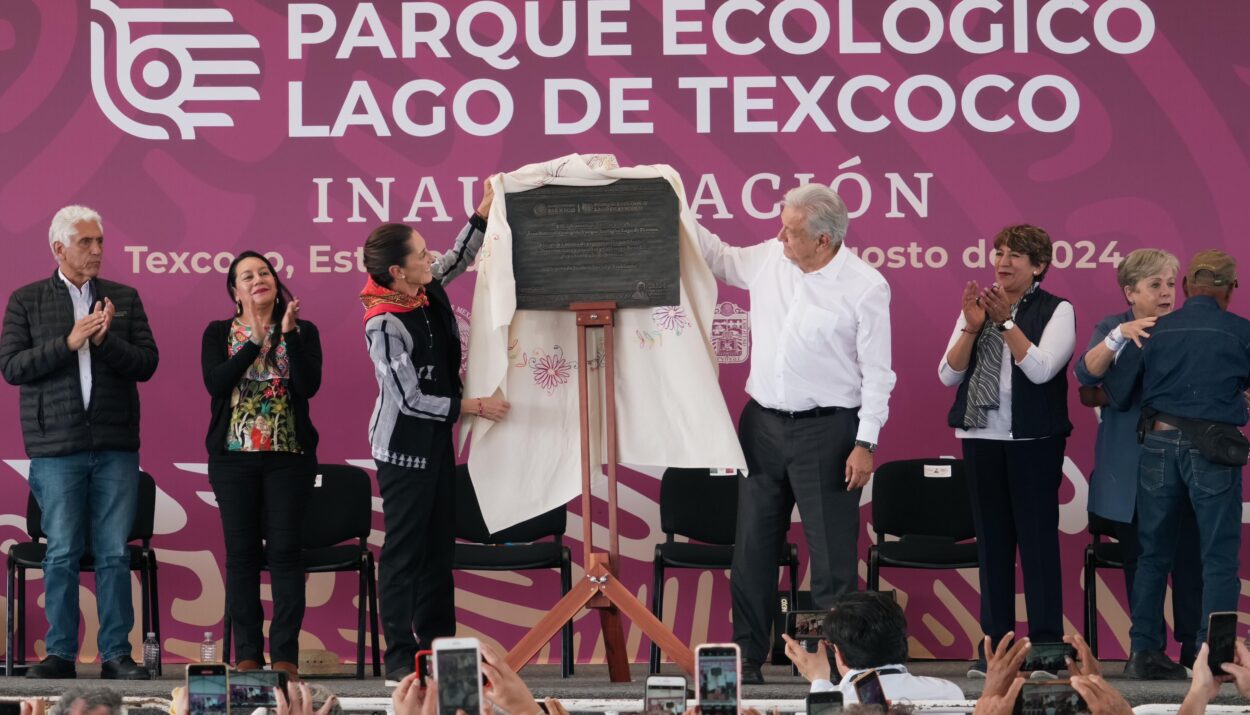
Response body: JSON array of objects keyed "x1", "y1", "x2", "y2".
[{"x1": 1106, "y1": 249, "x2": 1250, "y2": 679}]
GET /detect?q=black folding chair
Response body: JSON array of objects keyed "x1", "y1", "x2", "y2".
[
  {"x1": 1083, "y1": 512, "x2": 1126, "y2": 658},
  {"x1": 649, "y1": 468, "x2": 799, "y2": 674},
  {"x1": 452, "y1": 464, "x2": 574, "y2": 677},
  {"x1": 6, "y1": 471, "x2": 161, "y2": 676},
  {"x1": 223, "y1": 464, "x2": 381, "y2": 679},
  {"x1": 867, "y1": 458, "x2": 978, "y2": 591}
]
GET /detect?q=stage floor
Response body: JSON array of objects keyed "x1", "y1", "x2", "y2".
[{"x1": 0, "y1": 660, "x2": 1228, "y2": 706}]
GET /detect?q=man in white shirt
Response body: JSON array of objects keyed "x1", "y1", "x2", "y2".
[
  {"x1": 784, "y1": 591, "x2": 964, "y2": 703},
  {"x1": 694, "y1": 184, "x2": 896, "y2": 684}
]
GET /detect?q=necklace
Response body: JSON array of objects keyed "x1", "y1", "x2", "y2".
[{"x1": 421, "y1": 308, "x2": 433, "y2": 348}]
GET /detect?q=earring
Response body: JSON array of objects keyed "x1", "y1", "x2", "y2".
[{"x1": 235, "y1": 300, "x2": 242, "y2": 316}]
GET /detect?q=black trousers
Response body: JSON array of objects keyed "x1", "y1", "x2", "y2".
[
  {"x1": 208, "y1": 451, "x2": 315, "y2": 664},
  {"x1": 963, "y1": 437, "x2": 1064, "y2": 644},
  {"x1": 375, "y1": 430, "x2": 456, "y2": 676},
  {"x1": 731, "y1": 400, "x2": 860, "y2": 664},
  {"x1": 1111, "y1": 508, "x2": 1203, "y2": 653}
]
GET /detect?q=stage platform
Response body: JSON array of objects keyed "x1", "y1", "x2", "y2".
[{"x1": 0, "y1": 661, "x2": 1232, "y2": 711}]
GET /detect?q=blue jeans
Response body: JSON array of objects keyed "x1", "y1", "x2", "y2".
[
  {"x1": 28, "y1": 451, "x2": 140, "y2": 661},
  {"x1": 1130, "y1": 431, "x2": 1241, "y2": 651}
]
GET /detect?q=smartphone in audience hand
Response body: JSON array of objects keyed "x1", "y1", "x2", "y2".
[
  {"x1": 852, "y1": 670, "x2": 887, "y2": 707},
  {"x1": 1014, "y1": 681, "x2": 1087, "y2": 715},
  {"x1": 644, "y1": 675, "x2": 687, "y2": 715},
  {"x1": 416, "y1": 650, "x2": 433, "y2": 688},
  {"x1": 1208, "y1": 611, "x2": 1239, "y2": 674},
  {"x1": 1022, "y1": 642, "x2": 1076, "y2": 673},
  {"x1": 0, "y1": 703, "x2": 22, "y2": 715},
  {"x1": 807, "y1": 689, "x2": 844, "y2": 715},
  {"x1": 187, "y1": 663, "x2": 230, "y2": 715},
  {"x1": 433, "y1": 637, "x2": 483, "y2": 715},
  {"x1": 229, "y1": 670, "x2": 285, "y2": 711},
  {"x1": 695, "y1": 643, "x2": 740, "y2": 715}
]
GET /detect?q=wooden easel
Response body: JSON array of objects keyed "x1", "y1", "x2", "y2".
[{"x1": 505, "y1": 302, "x2": 694, "y2": 682}]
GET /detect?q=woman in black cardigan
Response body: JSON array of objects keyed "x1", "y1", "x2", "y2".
[{"x1": 201, "y1": 251, "x2": 322, "y2": 678}]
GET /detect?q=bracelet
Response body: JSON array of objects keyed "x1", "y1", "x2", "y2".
[
  {"x1": 1103, "y1": 325, "x2": 1128, "y2": 352},
  {"x1": 476, "y1": 398, "x2": 483, "y2": 416},
  {"x1": 960, "y1": 326, "x2": 979, "y2": 335}
]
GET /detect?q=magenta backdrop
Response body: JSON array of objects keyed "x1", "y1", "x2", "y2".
[{"x1": 1, "y1": 0, "x2": 1248, "y2": 665}]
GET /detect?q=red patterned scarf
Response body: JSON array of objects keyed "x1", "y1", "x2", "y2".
[{"x1": 360, "y1": 277, "x2": 428, "y2": 323}]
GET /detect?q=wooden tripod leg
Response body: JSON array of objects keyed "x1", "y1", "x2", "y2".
[
  {"x1": 599, "y1": 572, "x2": 695, "y2": 676},
  {"x1": 506, "y1": 574, "x2": 599, "y2": 673},
  {"x1": 598, "y1": 605, "x2": 632, "y2": 682}
]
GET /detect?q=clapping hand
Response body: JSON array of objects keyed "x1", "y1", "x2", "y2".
[
  {"x1": 89, "y1": 298, "x2": 115, "y2": 346},
  {"x1": 282, "y1": 298, "x2": 302, "y2": 334},
  {"x1": 979, "y1": 284, "x2": 1012, "y2": 325},
  {"x1": 962, "y1": 281, "x2": 986, "y2": 331}
]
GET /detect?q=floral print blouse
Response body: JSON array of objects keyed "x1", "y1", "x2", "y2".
[{"x1": 226, "y1": 319, "x2": 301, "y2": 453}]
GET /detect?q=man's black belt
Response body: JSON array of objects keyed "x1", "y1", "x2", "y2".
[{"x1": 758, "y1": 403, "x2": 850, "y2": 419}]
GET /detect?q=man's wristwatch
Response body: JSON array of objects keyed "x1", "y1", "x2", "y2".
[
  {"x1": 854, "y1": 440, "x2": 877, "y2": 453},
  {"x1": 997, "y1": 319, "x2": 1016, "y2": 332}
]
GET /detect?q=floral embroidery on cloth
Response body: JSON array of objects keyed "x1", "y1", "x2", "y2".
[
  {"x1": 529, "y1": 346, "x2": 574, "y2": 394},
  {"x1": 651, "y1": 306, "x2": 690, "y2": 335},
  {"x1": 226, "y1": 319, "x2": 301, "y2": 453}
]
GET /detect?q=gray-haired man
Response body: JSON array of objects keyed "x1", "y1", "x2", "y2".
[
  {"x1": 0, "y1": 205, "x2": 158, "y2": 679},
  {"x1": 694, "y1": 184, "x2": 896, "y2": 684}
]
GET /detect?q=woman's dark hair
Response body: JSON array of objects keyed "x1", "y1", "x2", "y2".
[
  {"x1": 363, "y1": 223, "x2": 415, "y2": 288},
  {"x1": 821, "y1": 591, "x2": 909, "y2": 669},
  {"x1": 227, "y1": 251, "x2": 292, "y2": 366},
  {"x1": 993, "y1": 224, "x2": 1054, "y2": 282}
]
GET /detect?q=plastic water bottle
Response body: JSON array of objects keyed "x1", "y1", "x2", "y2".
[
  {"x1": 200, "y1": 632, "x2": 218, "y2": 662},
  {"x1": 142, "y1": 632, "x2": 160, "y2": 673}
]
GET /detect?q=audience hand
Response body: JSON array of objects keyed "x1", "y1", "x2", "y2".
[
  {"x1": 972, "y1": 676, "x2": 1024, "y2": 715},
  {"x1": 1063, "y1": 633, "x2": 1101, "y2": 677},
  {"x1": 20, "y1": 697, "x2": 47, "y2": 715},
  {"x1": 277, "y1": 681, "x2": 337, "y2": 715},
  {"x1": 982, "y1": 632, "x2": 1030, "y2": 698},
  {"x1": 782, "y1": 634, "x2": 832, "y2": 682},
  {"x1": 543, "y1": 698, "x2": 571, "y2": 715},
  {"x1": 481, "y1": 641, "x2": 542, "y2": 715},
  {"x1": 393, "y1": 673, "x2": 428, "y2": 715},
  {"x1": 170, "y1": 687, "x2": 188, "y2": 715},
  {"x1": 1222, "y1": 639, "x2": 1250, "y2": 698},
  {"x1": 1070, "y1": 675, "x2": 1133, "y2": 715}
]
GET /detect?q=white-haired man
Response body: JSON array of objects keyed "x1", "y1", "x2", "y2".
[
  {"x1": 694, "y1": 184, "x2": 896, "y2": 684},
  {"x1": 0, "y1": 206, "x2": 158, "y2": 679}
]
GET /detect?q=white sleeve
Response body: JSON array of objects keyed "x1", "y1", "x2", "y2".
[
  {"x1": 1016, "y1": 301, "x2": 1077, "y2": 384},
  {"x1": 854, "y1": 280, "x2": 895, "y2": 444},
  {"x1": 692, "y1": 220, "x2": 771, "y2": 289},
  {"x1": 938, "y1": 313, "x2": 969, "y2": 387}
]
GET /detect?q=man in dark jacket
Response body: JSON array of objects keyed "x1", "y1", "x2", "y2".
[
  {"x1": 0, "y1": 205, "x2": 158, "y2": 679},
  {"x1": 1106, "y1": 249, "x2": 1250, "y2": 679}
]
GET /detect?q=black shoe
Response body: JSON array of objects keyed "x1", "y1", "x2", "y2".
[
  {"x1": 1123, "y1": 650, "x2": 1188, "y2": 680},
  {"x1": 101, "y1": 655, "x2": 151, "y2": 680},
  {"x1": 25, "y1": 655, "x2": 76, "y2": 679},
  {"x1": 741, "y1": 662, "x2": 764, "y2": 685}
]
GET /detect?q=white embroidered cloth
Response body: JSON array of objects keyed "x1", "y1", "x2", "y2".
[{"x1": 460, "y1": 154, "x2": 748, "y2": 532}]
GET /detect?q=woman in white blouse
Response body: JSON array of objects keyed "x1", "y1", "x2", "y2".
[{"x1": 938, "y1": 225, "x2": 1076, "y2": 676}]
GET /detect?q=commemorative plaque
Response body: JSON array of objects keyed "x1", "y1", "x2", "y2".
[{"x1": 507, "y1": 178, "x2": 680, "y2": 310}]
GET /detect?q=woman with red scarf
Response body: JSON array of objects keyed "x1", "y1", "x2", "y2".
[{"x1": 361, "y1": 179, "x2": 510, "y2": 683}]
